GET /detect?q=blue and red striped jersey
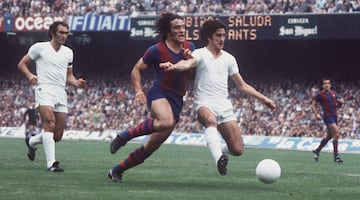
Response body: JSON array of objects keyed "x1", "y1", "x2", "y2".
[
  {"x1": 142, "y1": 40, "x2": 195, "y2": 96},
  {"x1": 314, "y1": 90, "x2": 339, "y2": 117}
]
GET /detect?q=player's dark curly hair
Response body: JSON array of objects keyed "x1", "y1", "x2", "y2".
[
  {"x1": 48, "y1": 21, "x2": 69, "y2": 39},
  {"x1": 200, "y1": 19, "x2": 227, "y2": 44},
  {"x1": 156, "y1": 12, "x2": 182, "y2": 41}
]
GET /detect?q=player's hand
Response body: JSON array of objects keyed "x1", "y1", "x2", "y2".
[
  {"x1": 159, "y1": 62, "x2": 176, "y2": 71},
  {"x1": 135, "y1": 91, "x2": 146, "y2": 105},
  {"x1": 314, "y1": 113, "x2": 322, "y2": 120},
  {"x1": 183, "y1": 48, "x2": 193, "y2": 60},
  {"x1": 76, "y1": 78, "x2": 86, "y2": 88},
  {"x1": 28, "y1": 74, "x2": 38, "y2": 85},
  {"x1": 263, "y1": 98, "x2": 276, "y2": 111},
  {"x1": 336, "y1": 99, "x2": 344, "y2": 108}
]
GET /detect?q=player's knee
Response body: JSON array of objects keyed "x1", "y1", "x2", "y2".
[
  {"x1": 53, "y1": 135, "x2": 62, "y2": 142},
  {"x1": 43, "y1": 121, "x2": 56, "y2": 132},
  {"x1": 53, "y1": 132, "x2": 64, "y2": 142},
  {"x1": 232, "y1": 149, "x2": 243, "y2": 156},
  {"x1": 231, "y1": 145, "x2": 243, "y2": 156},
  {"x1": 202, "y1": 116, "x2": 217, "y2": 127},
  {"x1": 205, "y1": 120, "x2": 217, "y2": 127},
  {"x1": 158, "y1": 118, "x2": 175, "y2": 130}
]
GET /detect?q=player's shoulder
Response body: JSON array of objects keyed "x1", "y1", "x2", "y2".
[
  {"x1": 314, "y1": 90, "x2": 325, "y2": 98},
  {"x1": 183, "y1": 40, "x2": 195, "y2": 50},
  {"x1": 316, "y1": 90, "x2": 323, "y2": 95},
  {"x1": 192, "y1": 47, "x2": 208, "y2": 60},
  {"x1": 221, "y1": 49, "x2": 235, "y2": 58},
  {"x1": 193, "y1": 47, "x2": 207, "y2": 54},
  {"x1": 220, "y1": 50, "x2": 237, "y2": 65},
  {"x1": 31, "y1": 41, "x2": 50, "y2": 49},
  {"x1": 329, "y1": 89, "x2": 336, "y2": 94},
  {"x1": 28, "y1": 42, "x2": 51, "y2": 56},
  {"x1": 61, "y1": 45, "x2": 73, "y2": 53},
  {"x1": 147, "y1": 41, "x2": 163, "y2": 52},
  {"x1": 56, "y1": 45, "x2": 73, "y2": 59}
]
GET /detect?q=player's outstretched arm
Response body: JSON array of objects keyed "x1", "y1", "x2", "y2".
[
  {"x1": 231, "y1": 73, "x2": 275, "y2": 111},
  {"x1": 159, "y1": 58, "x2": 198, "y2": 72}
]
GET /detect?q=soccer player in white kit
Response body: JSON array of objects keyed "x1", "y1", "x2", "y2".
[
  {"x1": 160, "y1": 19, "x2": 276, "y2": 176},
  {"x1": 18, "y1": 21, "x2": 86, "y2": 172}
]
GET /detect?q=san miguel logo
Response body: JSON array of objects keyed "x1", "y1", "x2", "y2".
[{"x1": 279, "y1": 17, "x2": 318, "y2": 38}]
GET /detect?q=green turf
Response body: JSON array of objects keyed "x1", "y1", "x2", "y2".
[{"x1": 0, "y1": 138, "x2": 359, "y2": 200}]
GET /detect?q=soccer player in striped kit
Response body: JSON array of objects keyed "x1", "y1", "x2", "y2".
[
  {"x1": 312, "y1": 78, "x2": 344, "y2": 163},
  {"x1": 108, "y1": 12, "x2": 195, "y2": 182}
]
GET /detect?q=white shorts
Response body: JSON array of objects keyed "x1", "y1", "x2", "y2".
[
  {"x1": 194, "y1": 98, "x2": 236, "y2": 124},
  {"x1": 35, "y1": 84, "x2": 68, "y2": 113}
]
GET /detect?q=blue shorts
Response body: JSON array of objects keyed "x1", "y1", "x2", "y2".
[
  {"x1": 147, "y1": 86, "x2": 183, "y2": 122},
  {"x1": 323, "y1": 115, "x2": 337, "y2": 125}
]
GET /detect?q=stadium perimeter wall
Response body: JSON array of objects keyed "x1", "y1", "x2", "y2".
[
  {"x1": 1, "y1": 14, "x2": 359, "y2": 152},
  {"x1": 1, "y1": 126, "x2": 359, "y2": 153}
]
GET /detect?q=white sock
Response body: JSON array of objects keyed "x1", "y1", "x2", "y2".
[
  {"x1": 29, "y1": 132, "x2": 43, "y2": 147},
  {"x1": 42, "y1": 132, "x2": 56, "y2": 169},
  {"x1": 221, "y1": 143, "x2": 230, "y2": 155},
  {"x1": 205, "y1": 127, "x2": 222, "y2": 163}
]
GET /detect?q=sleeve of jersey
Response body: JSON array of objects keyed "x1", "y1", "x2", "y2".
[
  {"x1": 314, "y1": 94, "x2": 320, "y2": 102},
  {"x1": 142, "y1": 45, "x2": 158, "y2": 66},
  {"x1": 228, "y1": 54, "x2": 239, "y2": 75},
  {"x1": 27, "y1": 43, "x2": 40, "y2": 60},
  {"x1": 68, "y1": 49, "x2": 74, "y2": 68},
  {"x1": 190, "y1": 42, "x2": 195, "y2": 51},
  {"x1": 191, "y1": 49, "x2": 202, "y2": 63}
]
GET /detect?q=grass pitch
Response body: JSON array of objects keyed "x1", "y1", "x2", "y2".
[{"x1": 0, "y1": 138, "x2": 359, "y2": 200}]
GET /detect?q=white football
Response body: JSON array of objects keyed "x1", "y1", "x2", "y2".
[{"x1": 256, "y1": 159, "x2": 281, "y2": 184}]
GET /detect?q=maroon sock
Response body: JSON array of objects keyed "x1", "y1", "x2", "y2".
[
  {"x1": 115, "y1": 145, "x2": 152, "y2": 174},
  {"x1": 316, "y1": 138, "x2": 329, "y2": 152}
]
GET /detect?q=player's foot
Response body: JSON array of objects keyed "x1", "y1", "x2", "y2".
[
  {"x1": 48, "y1": 161, "x2": 64, "y2": 172},
  {"x1": 25, "y1": 132, "x2": 37, "y2": 161},
  {"x1": 312, "y1": 150, "x2": 319, "y2": 162},
  {"x1": 217, "y1": 154, "x2": 229, "y2": 176},
  {"x1": 110, "y1": 134, "x2": 127, "y2": 154},
  {"x1": 108, "y1": 168, "x2": 123, "y2": 183},
  {"x1": 334, "y1": 156, "x2": 343, "y2": 163}
]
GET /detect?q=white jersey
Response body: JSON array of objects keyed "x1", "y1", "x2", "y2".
[
  {"x1": 192, "y1": 47, "x2": 239, "y2": 103},
  {"x1": 28, "y1": 41, "x2": 73, "y2": 87}
]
